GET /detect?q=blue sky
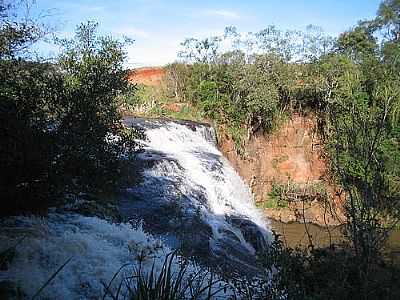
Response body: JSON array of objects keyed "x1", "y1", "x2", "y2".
[{"x1": 31, "y1": 0, "x2": 382, "y2": 67}]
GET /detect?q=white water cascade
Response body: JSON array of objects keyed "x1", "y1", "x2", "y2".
[
  {"x1": 0, "y1": 117, "x2": 271, "y2": 298},
  {"x1": 122, "y1": 118, "x2": 271, "y2": 270}
]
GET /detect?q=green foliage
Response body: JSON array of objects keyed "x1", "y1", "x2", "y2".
[
  {"x1": 375, "y1": 0, "x2": 400, "y2": 42},
  {"x1": 325, "y1": 75, "x2": 400, "y2": 260},
  {"x1": 0, "y1": 59, "x2": 64, "y2": 213},
  {"x1": 337, "y1": 26, "x2": 377, "y2": 59},
  {"x1": 1, "y1": 1, "x2": 400, "y2": 299},
  {"x1": 104, "y1": 252, "x2": 227, "y2": 300},
  {"x1": 0, "y1": 1, "x2": 45, "y2": 59},
  {"x1": 266, "y1": 183, "x2": 290, "y2": 209},
  {"x1": 122, "y1": 83, "x2": 204, "y2": 122},
  {"x1": 54, "y1": 21, "x2": 138, "y2": 194},
  {"x1": 167, "y1": 6, "x2": 400, "y2": 296},
  {"x1": 262, "y1": 181, "x2": 328, "y2": 209},
  {"x1": 0, "y1": 11, "x2": 141, "y2": 215},
  {"x1": 317, "y1": 17, "x2": 400, "y2": 263},
  {"x1": 165, "y1": 63, "x2": 192, "y2": 101},
  {"x1": 166, "y1": 25, "x2": 338, "y2": 152}
]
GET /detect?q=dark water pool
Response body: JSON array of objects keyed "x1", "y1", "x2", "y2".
[{"x1": 270, "y1": 220, "x2": 400, "y2": 263}]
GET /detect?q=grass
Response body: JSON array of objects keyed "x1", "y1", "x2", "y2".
[
  {"x1": 226, "y1": 125, "x2": 247, "y2": 155},
  {"x1": 257, "y1": 196, "x2": 288, "y2": 209},
  {"x1": 0, "y1": 238, "x2": 71, "y2": 299},
  {"x1": 266, "y1": 183, "x2": 289, "y2": 209},
  {"x1": 148, "y1": 103, "x2": 204, "y2": 123},
  {"x1": 120, "y1": 84, "x2": 205, "y2": 123},
  {"x1": 257, "y1": 181, "x2": 329, "y2": 209},
  {"x1": 103, "y1": 251, "x2": 228, "y2": 300},
  {"x1": 32, "y1": 258, "x2": 72, "y2": 299}
]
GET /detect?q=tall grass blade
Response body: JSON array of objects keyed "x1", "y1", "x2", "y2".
[{"x1": 31, "y1": 257, "x2": 72, "y2": 300}]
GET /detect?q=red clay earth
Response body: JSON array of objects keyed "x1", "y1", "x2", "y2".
[
  {"x1": 127, "y1": 67, "x2": 166, "y2": 86},
  {"x1": 218, "y1": 114, "x2": 345, "y2": 226}
]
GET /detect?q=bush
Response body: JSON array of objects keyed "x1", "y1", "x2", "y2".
[
  {"x1": 54, "y1": 21, "x2": 139, "y2": 194},
  {"x1": 0, "y1": 60, "x2": 64, "y2": 214}
]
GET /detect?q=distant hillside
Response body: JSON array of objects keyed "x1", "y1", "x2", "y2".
[{"x1": 127, "y1": 67, "x2": 166, "y2": 86}]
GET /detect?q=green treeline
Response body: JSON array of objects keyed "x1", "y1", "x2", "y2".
[
  {"x1": 162, "y1": 1, "x2": 400, "y2": 298},
  {"x1": 166, "y1": 25, "x2": 335, "y2": 149},
  {"x1": 0, "y1": 3, "x2": 141, "y2": 215}
]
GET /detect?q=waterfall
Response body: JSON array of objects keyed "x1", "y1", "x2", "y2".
[{"x1": 122, "y1": 118, "x2": 271, "y2": 271}]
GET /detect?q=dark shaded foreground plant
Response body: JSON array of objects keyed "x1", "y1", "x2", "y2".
[
  {"x1": 103, "y1": 251, "x2": 229, "y2": 300},
  {"x1": 31, "y1": 257, "x2": 72, "y2": 300},
  {"x1": 0, "y1": 2, "x2": 144, "y2": 215}
]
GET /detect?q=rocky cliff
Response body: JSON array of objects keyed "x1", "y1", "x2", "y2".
[{"x1": 219, "y1": 114, "x2": 345, "y2": 226}]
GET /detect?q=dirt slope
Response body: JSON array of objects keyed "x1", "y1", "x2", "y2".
[
  {"x1": 219, "y1": 114, "x2": 345, "y2": 226},
  {"x1": 127, "y1": 67, "x2": 166, "y2": 86}
]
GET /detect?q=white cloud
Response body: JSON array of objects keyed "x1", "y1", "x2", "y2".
[
  {"x1": 125, "y1": 39, "x2": 181, "y2": 67},
  {"x1": 205, "y1": 9, "x2": 241, "y2": 19}
]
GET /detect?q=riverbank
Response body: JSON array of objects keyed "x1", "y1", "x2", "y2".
[{"x1": 269, "y1": 220, "x2": 400, "y2": 264}]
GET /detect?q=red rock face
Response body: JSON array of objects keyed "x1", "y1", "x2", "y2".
[
  {"x1": 219, "y1": 114, "x2": 345, "y2": 226},
  {"x1": 220, "y1": 114, "x2": 326, "y2": 190},
  {"x1": 127, "y1": 67, "x2": 166, "y2": 86}
]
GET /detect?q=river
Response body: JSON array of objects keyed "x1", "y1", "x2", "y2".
[
  {"x1": 270, "y1": 220, "x2": 400, "y2": 264},
  {"x1": 0, "y1": 117, "x2": 271, "y2": 298}
]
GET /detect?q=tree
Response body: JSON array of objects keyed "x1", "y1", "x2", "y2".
[
  {"x1": 316, "y1": 48, "x2": 400, "y2": 270},
  {"x1": 0, "y1": 1, "x2": 61, "y2": 214},
  {"x1": 0, "y1": 15, "x2": 140, "y2": 215},
  {"x1": 54, "y1": 22, "x2": 135, "y2": 193},
  {"x1": 375, "y1": 0, "x2": 400, "y2": 42},
  {"x1": 178, "y1": 37, "x2": 221, "y2": 63},
  {"x1": 0, "y1": 0, "x2": 48, "y2": 59},
  {"x1": 337, "y1": 26, "x2": 377, "y2": 60}
]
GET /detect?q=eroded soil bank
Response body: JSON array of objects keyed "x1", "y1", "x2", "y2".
[
  {"x1": 127, "y1": 67, "x2": 166, "y2": 86},
  {"x1": 218, "y1": 114, "x2": 345, "y2": 226}
]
